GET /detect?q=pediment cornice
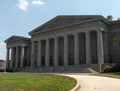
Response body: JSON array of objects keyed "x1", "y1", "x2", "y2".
[
  {"x1": 28, "y1": 15, "x2": 109, "y2": 36},
  {"x1": 30, "y1": 16, "x2": 109, "y2": 36},
  {"x1": 4, "y1": 35, "x2": 30, "y2": 43}
]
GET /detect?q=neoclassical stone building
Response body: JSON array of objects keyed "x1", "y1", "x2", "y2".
[{"x1": 5, "y1": 15, "x2": 120, "y2": 72}]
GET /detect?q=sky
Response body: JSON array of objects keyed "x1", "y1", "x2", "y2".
[{"x1": 0, "y1": 0, "x2": 120, "y2": 60}]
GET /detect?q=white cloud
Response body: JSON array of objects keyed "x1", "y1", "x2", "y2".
[
  {"x1": 0, "y1": 43, "x2": 5, "y2": 47},
  {"x1": 32, "y1": 0, "x2": 44, "y2": 5},
  {"x1": 3, "y1": 32, "x2": 6, "y2": 34},
  {"x1": 17, "y1": 0, "x2": 29, "y2": 10},
  {"x1": 2, "y1": 32, "x2": 7, "y2": 34}
]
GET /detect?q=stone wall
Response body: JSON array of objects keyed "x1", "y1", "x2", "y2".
[{"x1": 108, "y1": 22, "x2": 120, "y2": 63}]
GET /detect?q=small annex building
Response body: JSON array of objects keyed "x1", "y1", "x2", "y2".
[
  {"x1": 4, "y1": 15, "x2": 120, "y2": 72},
  {"x1": 0, "y1": 60, "x2": 5, "y2": 70}
]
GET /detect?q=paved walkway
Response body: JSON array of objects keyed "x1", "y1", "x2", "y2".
[{"x1": 58, "y1": 73, "x2": 120, "y2": 91}]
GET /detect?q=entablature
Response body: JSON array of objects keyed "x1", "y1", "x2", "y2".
[
  {"x1": 31, "y1": 19, "x2": 108, "y2": 41},
  {"x1": 7, "y1": 40, "x2": 31, "y2": 48}
]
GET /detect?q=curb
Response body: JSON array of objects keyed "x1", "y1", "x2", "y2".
[
  {"x1": 90, "y1": 74, "x2": 120, "y2": 79},
  {"x1": 54, "y1": 74, "x2": 81, "y2": 91},
  {"x1": 70, "y1": 79, "x2": 80, "y2": 91}
]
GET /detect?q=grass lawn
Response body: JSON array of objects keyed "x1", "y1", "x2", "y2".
[
  {"x1": 91, "y1": 72, "x2": 120, "y2": 78},
  {"x1": 0, "y1": 73, "x2": 77, "y2": 91}
]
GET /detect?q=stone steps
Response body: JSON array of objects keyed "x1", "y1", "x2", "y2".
[
  {"x1": 18, "y1": 63, "x2": 115, "y2": 73},
  {"x1": 18, "y1": 67, "x2": 97, "y2": 73}
]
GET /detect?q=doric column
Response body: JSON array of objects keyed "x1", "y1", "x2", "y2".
[
  {"x1": 10, "y1": 47, "x2": 14, "y2": 68},
  {"x1": 97, "y1": 30, "x2": 104, "y2": 64},
  {"x1": 54, "y1": 37, "x2": 58, "y2": 66},
  {"x1": 31, "y1": 42, "x2": 34, "y2": 66},
  {"x1": 64, "y1": 35, "x2": 68, "y2": 66},
  {"x1": 6, "y1": 48, "x2": 9, "y2": 68},
  {"x1": 45, "y1": 39, "x2": 50, "y2": 66},
  {"x1": 38, "y1": 40, "x2": 42, "y2": 66},
  {"x1": 20, "y1": 46, "x2": 24, "y2": 68},
  {"x1": 15, "y1": 46, "x2": 19, "y2": 68},
  {"x1": 74, "y1": 33, "x2": 79, "y2": 65},
  {"x1": 86, "y1": 31, "x2": 92, "y2": 64}
]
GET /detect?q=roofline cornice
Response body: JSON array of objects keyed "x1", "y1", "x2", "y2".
[
  {"x1": 109, "y1": 20, "x2": 120, "y2": 25},
  {"x1": 5, "y1": 38, "x2": 31, "y2": 43},
  {"x1": 30, "y1": 17, "x2": 110, "y2": 36},
  {"x1": 4, "y1": 35, "x2": 30, "y2": 43},
  {"x1": 28, "y1": 15, "x2": 109, "y2": 35}
]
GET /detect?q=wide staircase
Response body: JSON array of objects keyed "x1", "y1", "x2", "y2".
[{"x1": 19, "y1": 65, "x2": 99, "y2": 73}]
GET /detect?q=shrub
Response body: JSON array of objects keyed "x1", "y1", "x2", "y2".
[
  {"x1": 101, "y1": 65, "x2": 112, "y2": 73},
  {"x1": 16, "y1": 68, "x2": 21, "y2": 71},
  {"x1": 6, "y1": 68, "x2": 24, "y2": 72},
  {"x1": 0, "y1": 69, "x2": 4, "y2": 72},
  {"x1": 6, "y1": 68, "x2": 14, "y2": 72},
  {"x1": 110, "y1": 64, "x2": 120, "y2": 72},
  {"x1": 101, "y1": 64, "x2": 120, "y2": 73}
]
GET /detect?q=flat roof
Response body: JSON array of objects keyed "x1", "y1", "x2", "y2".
[{"x1": 0, "y1": 60, "x2": 5, "y2": 62}]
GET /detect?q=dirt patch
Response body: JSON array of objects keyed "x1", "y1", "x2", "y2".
[
  {"x1": 76, "y1": 85, "x2": 81, "y2": 90},
  {"x1": 14, "y1": 89, "x2": 24, "y2": 91},
  {"x1": 14, "y1": 89, "x2": 35, "y2": 91}
]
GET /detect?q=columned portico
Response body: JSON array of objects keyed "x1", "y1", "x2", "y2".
[
  {"x1": 29, "y1": 30, "x2": 105, "y2": 67},
  {"x1": 5, "y1": 35, "x2": 30, "y2": 69},
  {"x1": 5, "y1": 31, "x2": 105, "y2": 69}
]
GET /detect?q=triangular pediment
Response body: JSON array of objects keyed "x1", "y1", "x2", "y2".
[
  {"x1": 4, "y1": 35, "x2": 30, "y2": 43},
  {"x1": 29, "y1": 15, "x2": 104, "y2": 35}
]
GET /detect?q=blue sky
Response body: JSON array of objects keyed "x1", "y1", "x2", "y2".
[{"x1": 0, "y1": 0, "x2": 120, "y2": 60}]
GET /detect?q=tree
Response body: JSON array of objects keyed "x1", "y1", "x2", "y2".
[{"x1": 114, "y1": 35, "x2": 120, "y2": 47}]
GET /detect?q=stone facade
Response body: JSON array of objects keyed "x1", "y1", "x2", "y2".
[{"x1": 4, "y1": 15, "x2": 120, "y2": 70}]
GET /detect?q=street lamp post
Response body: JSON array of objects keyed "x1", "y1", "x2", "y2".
[
  {"x1": 4, "y1": 48, "x2": 7, "y2": 73},
  {"x1": 4, "y1": 60, "x2": 6, "y2": 73}
]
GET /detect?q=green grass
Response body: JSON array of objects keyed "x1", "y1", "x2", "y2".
[
  {"x1": 91, "y1": 72, "x2": 120, "y2": 78},
  {"x1": 0, "y1": 73, "x2": 77, "y2": 91}
]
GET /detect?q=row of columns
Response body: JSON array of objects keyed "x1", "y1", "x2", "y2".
[
  {"x1": 6, "y1": 46, "x2": 25, "y2": 68},
  {"x1": 31, "y1": 30, "x2": 104, "y2": 67}
]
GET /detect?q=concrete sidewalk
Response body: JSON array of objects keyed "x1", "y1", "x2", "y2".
[{"x1": 59, "y1": 74, "x2": 120, "y2": 91}]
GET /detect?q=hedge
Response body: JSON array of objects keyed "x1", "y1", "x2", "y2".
[{"x1": 101, "y1": 64, "x2": 120, "y2": 73}]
